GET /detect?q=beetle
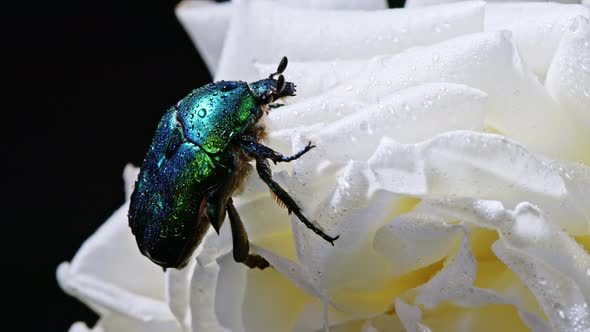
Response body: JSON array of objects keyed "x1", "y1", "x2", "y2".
[{"x1": 128, "y1": 57, "x2": 339, "y2": 270}]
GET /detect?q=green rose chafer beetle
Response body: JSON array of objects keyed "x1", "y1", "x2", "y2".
[{"x1": 128, "y1": 57, "x2": 339, "y2": 270}]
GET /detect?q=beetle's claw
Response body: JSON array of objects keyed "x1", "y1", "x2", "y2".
[{"x1": 328, "y1": 235, "x2": 340, "y2": 246}]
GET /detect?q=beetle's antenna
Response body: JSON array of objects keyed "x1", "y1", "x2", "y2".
[
  {"x1": 276, "y1": 75, "x2": 285, "y2": 93},
  {"x1": 277, "y1": 57, "x2": 288, "y2": 74},
  {"x1": 269, "y1": 56, "x2": 288, "y2": 79}
]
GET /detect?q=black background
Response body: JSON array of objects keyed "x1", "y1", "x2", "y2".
[{"x1": 8, "y1": 0, "x2": 403, "y2": 331}]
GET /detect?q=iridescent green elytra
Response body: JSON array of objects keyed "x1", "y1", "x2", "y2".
[{"x1": 128, "y1": 57, "x2": 339, "y2": 270}]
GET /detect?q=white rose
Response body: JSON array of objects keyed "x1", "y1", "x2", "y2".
[{"x1": 58, "y1": 0, "x2": 590, "y2": 331}]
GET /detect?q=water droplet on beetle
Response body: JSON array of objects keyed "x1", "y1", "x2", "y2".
[{"x1": 198, "y1": 108, "x2": 207, "y2": 118}]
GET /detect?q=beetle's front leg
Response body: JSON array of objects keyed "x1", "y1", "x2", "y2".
[
  {"x1": 226, "y1": 198, "x2": 270, "y2": 270},
  {"x1": 239, "y1": 137, "x2": 315, "y2": 164},
  {"x1": 254, "y1": 158, "x2": 339, "y2": 245}
]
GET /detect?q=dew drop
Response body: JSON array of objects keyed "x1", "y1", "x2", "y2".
[
  {"x1": 432, "y1": 52, "x2": 440, "y2": 62},
  {"x1": 198, "y1": 108, "x2": 207, "y2": 118}
]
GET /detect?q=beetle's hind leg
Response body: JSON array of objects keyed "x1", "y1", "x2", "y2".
[
  {"x1": 254, "y1": 158, "x2": 339, "y2": 245},
  {"x1": 240, "y1": 138, "x2": 315, "y2": 164},
  {"x1": 226, "y1": 198, "x2": 270, "y2": 269}
]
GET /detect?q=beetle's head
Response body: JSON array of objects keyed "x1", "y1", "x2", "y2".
[{"x1": 248, "y1": 56, "x2": 296, "y2": 105}]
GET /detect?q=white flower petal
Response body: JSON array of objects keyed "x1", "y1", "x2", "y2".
[
  {"x1": 493, "y1": 241, "x2": 590, "y2": 332},
  {"x1": 485, "y1": 2, "x2": 589, "y2": 77},
  {"x1": 546, "y1": 15, "x2": 590, "y2": 130},
  {"x1": 216, "y1": 0, "x2": 485, "y2": 81},
  {"x1": 286, "y1": 158, "x2": 422, "y2": 318},
  {"x1": 291, "y1": 299, "x2": 355, "y2": 332},
  {"x1": 404, "y1": 0, "x2": 459, "y2": 8},
  {"x1": 266, "y1": 96, "x2": 369, "y2": 132},
  {"x1": 361, "y1": 321, "x2": 379, "y2": 332},
  {"x1": 406, "y1": 0, "x2": 585, "y2": 8},
  {"x1": 175, "y1": 0, "x2": 391, "y2": 76},
  {"x1": 224, "y1": 254, "x2": 322, "y2": 332},
  {"x1": 319, "y1": 31, "x2": 589, "y2": 162},
  {"x1": 123, "y1": 163, "x2": 139, "y2": 202},
  {"x1": 545, "y1": 158, "x2": 590, "y2": 227},
  {"x1": 57, "y1": 202, "x2": 174, "y2": 323},
  {"x1": 175, "y1": 0, "x2": 233, "y2": 75},
  {"x1": 69, "y1": 321, "x2": 102, "y2": 332},
  {"x1": 504, "y1": 203, "x2": 590, "y2": 304},
  {"x1": 80, "y1": 315, "x2": 181, "y2": 332},
  {"x1": 397, "y1": 211, "x2": 550, "y2": 331},
  {"x1": 415, "y1": 225, "x2": 475, "y2": 308},
  {"x1": 190, "y1": 260, "x2": 233, "y2": 332},
  {"x1": 368, "y1": 132, "x2": 558, "y2": 197},
  {"x1": 212, "y1": 254, "x2": 250, "y2": 331},
  {"x1": 374, "y1": 213, "x2": 461, "y2": 276},
  {"x1": 252, "y1": 244, "x2": 321, "y2": 297},
  {"x1": 418, "y1": 198, "x2": 590, "y2": 330},
  {"x1": 395, "y1": 298, "x2": 433, "y2": 332},
  {"x1": 166, "y1": 259, "x2": 197, "y2": 331},
  {"x1": 308, "y1": 83, "x2": 487, "y2": 164},
  {"x1": 275, "y1": 0, "x2": 388, "y2": 10},
  {"x1": 175, "y1": 0, "x2": 388, "y2": 77},
  {"x1": 289, "y1": 160, "x2": 395, "y2": 276},
  {"x1": 368, "y1": 131, "x2": 589, "y2": 234},
  {"x1": 282, "y1": 83, "x2": 486, "y2": 230}
]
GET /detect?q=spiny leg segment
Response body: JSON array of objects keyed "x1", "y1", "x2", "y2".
[{"x1": 239, "y1": 138, "x2": 339, "y2": 245}]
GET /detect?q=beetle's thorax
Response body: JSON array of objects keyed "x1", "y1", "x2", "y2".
[{"x1": 175, "y1": 81, "x2": 263, "y2": 154}]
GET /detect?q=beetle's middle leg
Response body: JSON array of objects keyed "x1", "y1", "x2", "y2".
[
  {"x1": 239, "y1": 138, "x2": 315, "y2": 164},
  {"x1": 254, "y1": 158, "x2": 339, "y2": 245},
  {"x1": 226, "y1": 198, "x2": 270, "y2": 270}
]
